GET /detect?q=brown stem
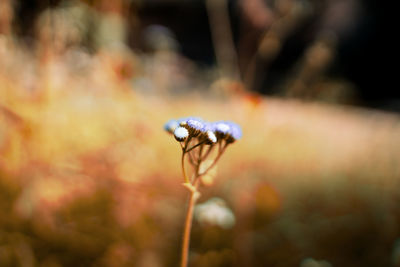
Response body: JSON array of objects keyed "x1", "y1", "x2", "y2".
[
  {"x1": 198, "y1": 142, "x2": 228, "y2": 177},
  {"x1": 187, "y1": 150, "x2": 196, "y2": 166},
  {"x1": 201, "y1": 145, "x2": 214, "y2": 161},
  {"x1": 186, "y1": 140, "x2": 207, "y2": 153},
  {"x1": 181, "y1": 137, "x2": 192, "y2": 184},
  {"x1": 180, "y1": 184, "x2": 199, "y2": 267},
  {"x1": 205, "y1": 0, "x2": 240, "y2": 79},
  {"x1": 181, "y1": 152, "x2": 190, "y2": 184},
  {"x1": 197, "y1": 144, "x2": 204, "y2": 166}
]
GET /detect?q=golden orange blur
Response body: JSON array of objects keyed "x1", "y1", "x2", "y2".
[{"x1": 1, "y1": 1, "x2": 400, "y2": 266}]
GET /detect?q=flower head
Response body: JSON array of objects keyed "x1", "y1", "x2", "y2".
[
  {"x1": 198, "y1": 122, "x2": 216, "y2": 144},
  {"x1": 226, "y1": 122, "x2": 242, "y2": 143},
  {"x1": 164, "y1": 119, "x2": 180, "y2": 134},
  {"x1": 213, "y1": 121, "x2": 231, "y2": 140},
  {"x1": 204, "y1": 130, "x2": 217, "y2": 144},
  {"x1": 181, "y1": 117, "x2": 205, "y2": 137},
  {"x1": 165, "y1": 117, "x2": 241, "y2": 144},
  {"x1": 174, "y1": 126, "x2": 189, "y2": 142}
]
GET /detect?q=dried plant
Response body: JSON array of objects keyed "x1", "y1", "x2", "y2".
[{"x1": 164, "y1": 117, "x2": 242, "y2": 267}]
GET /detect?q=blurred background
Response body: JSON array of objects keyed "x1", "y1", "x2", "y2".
[{"x1": 1, "y1": 0, "x2": 399, "y2": 266}]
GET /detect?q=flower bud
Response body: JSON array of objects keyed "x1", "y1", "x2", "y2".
[
  {"x1": 164, "y1": 119, "x2": 179, "y2": 134},
  {"x1": 174, "y1": 126, "x2": 189, "y2": 142},
  {"x1": 204, "y1": 130, "x2": 217, "y2": 144}
]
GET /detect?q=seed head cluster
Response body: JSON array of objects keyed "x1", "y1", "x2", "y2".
[{"x1": 164, "y1": 117, "x2": 242, "y2": 145}]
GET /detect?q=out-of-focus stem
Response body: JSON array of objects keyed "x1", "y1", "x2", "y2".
[
  {"x1": 186, "y1": 140, "x2": 206, "y2": 153},
  {"x1": 197, "y1": 145, "x2": 204, "y2": 166},
  {"x1": 198, "y1": 142, "x2": 228, "y2": 176},
  {"x1": 201, "y1": 145, "x2": 214, "y2": 161},
  {"x1": 206, "y1": 0, "x2": 240, "y2": 79},
  {"x1": 187, "y1": 151, "x2": 195, "y2": 166}
]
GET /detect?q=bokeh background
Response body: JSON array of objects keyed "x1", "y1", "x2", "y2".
[{"x1": 1, "y1": 0, "x2": 399, "y2": 266}]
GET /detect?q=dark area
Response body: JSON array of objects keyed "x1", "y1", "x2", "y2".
[
  {"x1": 137, "y1": 1, "x2": 216, "y2": 65},
  {"x1": 136, "y1": 0, "x2": 398, "y2": 111},
  {"x1": 12, "y1": 0, "x2": 398, "y2": 111},
  {"x1": 334, "y1": 0, "x2": 397, "y2": 111}
]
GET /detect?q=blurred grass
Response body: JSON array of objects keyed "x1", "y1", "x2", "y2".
[{"x1": 1, "y1": 6, "x2": 400, "y2": 266}]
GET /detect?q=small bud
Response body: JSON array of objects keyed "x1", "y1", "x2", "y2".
[
  {"x1": 213, "y1": 121, "x2": 231, "y2": 140},
  {"x1": 174, "y1": 126, "x2": 189, "y2": 142},
  {"x1": 216, "y1": 123, "x2": 230, "y2": 133},
  {"x1": 205, "y1": 130, "x2": 217, "y2": 144},
  {"x1": 164, "y1": 119, "x2": 179, "y2": 134},
  {"x1": 183, "y1": 118, "x2": 205, "y2": 137},
  {"x1": 226, "y1": 122, "x2": 242, "y2": 143},
  {"x1": 179, "y1": 120, "x2": 188, "y2": 127}
]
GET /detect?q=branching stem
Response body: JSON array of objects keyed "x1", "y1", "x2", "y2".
[
  {"x1": 198, "y1": 142, "x2": 228, "y2": 177},
  {"x1": 180, "y1": 139, "x2": 228, "y2": 267},
  {"x1": 186, "y1": 140, "x2": 206, "y2": 153}
]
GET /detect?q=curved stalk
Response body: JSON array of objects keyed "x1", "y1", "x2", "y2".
[
  {"x1": 180, "y1": 185, "x2": 199, "y2": 267},
  {"x1": 181, "y1": 151, "x2": 190, "y2": 184}
]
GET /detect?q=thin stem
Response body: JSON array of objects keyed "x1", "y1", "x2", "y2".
[
  {"x1": 201, "y1": 145, "x2": 214, "y2": 161},
  {"x1": 187, "y1": 150, "x2": 195, "y2": 166},
  {"x1": 181, "y1": 137, "x2": 192, "y2": 184},
  {"x1": 186, "y1": 140, "x2": 206, "y2": 153},
  {"x1": 190, "y1": 144, "x2": 204, "y2": 184},
  {"x1": 180, "y1": 184, "x2": 199, "y2": 267},
  {"x1": 180, "y1": 139, "x2": 219, "y2": 267},
  {"x1": 197, "y1": 144, "x2": 204, "y2": 166},
  {"x1": 181, "y1": 152, "x2": 190, "y2": 184},
  {"x1": 180, "y1": 142, "x2": 204, "y2": 267},
  {"x1": 198, "y1": 142, "x2": 228, "y2": 177}
]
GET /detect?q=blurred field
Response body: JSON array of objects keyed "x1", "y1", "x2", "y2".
[
  {"x1": 1, "y1": 1, "x2": 400, "y2": 267},
  {"x1": 2, "y1": 42, "x2": 400, "y2": 266}
]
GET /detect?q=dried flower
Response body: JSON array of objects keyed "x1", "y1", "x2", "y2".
[
  {"x1": 182, "y1": 117, "x2": 205, "y2": 137},
  {"x1": 174, "y1": 126, "x2": 189, "y2": 142},
  {"x1": 163, "y1": 116, "x2": 241, "y2": 267},
  {"x1": 164, "y1": 119, "x2": 180, "y2": 134},
  {"x1": 213, "y1": 121, "x2": 230, "y2": 138},
  {"x1": 226, "y1": 122, "x2": 242, "y2": 143},
  {"x1": 166, "y1": 117, "x2": 242, "y2": 145},
  {"x1": 204, "y1": 130, "x2": 217, "y2": 144}
]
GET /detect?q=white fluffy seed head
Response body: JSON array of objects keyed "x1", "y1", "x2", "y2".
[
  {"x1": 164, "y1": 120, "x2": 179, "y2": 133},
  {"x1": 205, "y1": 130, "x2": 217, "y2": 144},
  {"x1": 216, "y1": 123, "x2": 230, "y2": 134},
  {"x1": 174, "y1": 127, "x2": 189, "y2": 142}
]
